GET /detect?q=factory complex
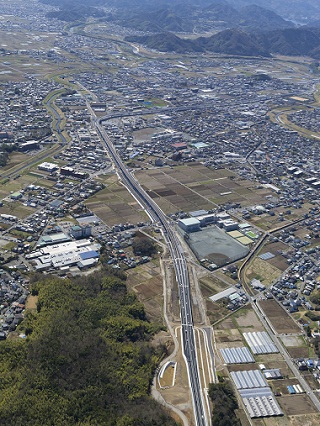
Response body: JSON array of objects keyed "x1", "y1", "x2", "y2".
[{"x1": 26, "y1": 239, "x2": 101, "y2": 272}]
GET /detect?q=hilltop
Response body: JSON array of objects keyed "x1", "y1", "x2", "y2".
[
  {"x1": 43, "y1": 0, "x2": 294, "y2": 33},
  {"x1": 47, "y1": 5, "x2": 105, "y2": 21},
  {"x1": 126, "y1": 27, "x2": 320, "y2": 58}
]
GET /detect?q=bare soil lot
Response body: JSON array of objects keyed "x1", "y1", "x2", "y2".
[
  {"x1": 204, "y1": 298, "x2": 230, "y2": 324},
  {"x1": 132, "y1": 126, "x2": 164, "y2": 142},
  {"x1": 214, "y1": 328, "x2": 243, "y2": 345},
  {"x1": 286, "y1": 413, "x2": 320, "y2": 426},
  {"x1": 233, "y1": 308, "x2": 264, "y2": 331},
  {"x1": 228, "y1": 364, "x2": 258, "y2": 372},
  {"x1": 25, "y1": 295, "x2": 38, "y2": 310},
  {"x1": 281, "y1": 336, "x2": 305, "y2": 347},
  {"x1": 259, "y1": 300, "x2": 301, "y2": 334},
  {"x1": 286, "y1": 346, "x2": 309, "y2": 358},
  {"x1": 278, "y1": 394, "x2": 318, "y2": 415}
]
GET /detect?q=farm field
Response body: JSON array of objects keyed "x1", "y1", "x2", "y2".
[
  {"x1": 259, "y1": 241, "x2": 291, "y2": 272},
  {"x1": 135, "y1": 164, "x2": 276, "y2": 214},
  {"x1": 126, "y1": 260, "x2": 164, "y2": 322},
  {"x1": 0, "y1": 172, "x2": 37, "y2": 198},
  {"x1": 245, "y1": 257, "x2": 283, "y2": 286},
  {"x1": 211, "y1": 305, "x2": 320, "y2": 421},
  {"x1": 259, "y1": 300, "x2": 301, "y2": 334},
  {"x1": 86, "y1": 175, "x2": 147, "y2": 226},
  {"x1": 0, "y1": 201, "x2": 35, "y2": 219},
  {"x1": 286, "y1": 346, "x2": 310, "y2": 359},
  {"x1": 199, "y1": 274, "x2": 229, "y2": 295}
]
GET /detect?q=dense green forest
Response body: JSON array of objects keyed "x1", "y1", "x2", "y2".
[
  {"x1": 0, "y1": 271, "x2": 177, "y2": 425},
  {"x1": 208, "y1": 382, "x2": 240, "y2": 426}
]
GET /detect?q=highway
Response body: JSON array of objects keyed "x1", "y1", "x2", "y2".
[
  {"x1": 92, "y1": 102, "x2": 210, "y2": 125},
  {"x1": 95, "y1": 117, "x2": 207, "y2": 426}
]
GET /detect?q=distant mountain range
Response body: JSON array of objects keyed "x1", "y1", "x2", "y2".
[
  {"x1": 42, "y1": 0, "x2": 320, "y2": 58},
  {"x1": 126, "y1": 27, "x2": 320, "y2": 58},
  {"x1": 227, "y1": 0, "x2": 320, "y2": 24},
  {"x1": 106, "y1": 3, "x2": 295, "y2": 33},
  {"x1": 43, "y1": 0, "x2": 295, "y2": 32},
  {"x1": 108, "y1": 8, "x2": 194, "y2": 33},
  {"x1": 47, "y1": 5, "x2": 106, "y2": 21},
  {"x1": 41, "y1": 0, "x2": 320, "y2": 25}
]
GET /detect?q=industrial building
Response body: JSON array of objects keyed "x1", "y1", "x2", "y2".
[
  {"x1": 196, "y1": 213, "x2": 217, "y2": 226},
  {"x1": 18, "y1": 140, "x2": 39, "y2": 151},
  {"x1": 37, "y1": 232, "x2": 71, "y2": 247},
  {"x1": 38, "y1": 162, "x2": 59, "y2": 173},
  {"x1": 60, "y1": 166, "x2": 87, "y2": 179},
  {"x1": 218, "y1": 219, "x2": 239, "y2": 231},
  {"x1": 0, "y1": 213, "x2": 17, "y2": 222},
  {"x1": 70, "y1": 224, "x2": 91, "y2": 239},
  {"x1": 189, "y1": 209, "x2": 208, "y2": 217},
  {"x1": 178, "y1": 217, "x2": 201, "y2": 233},
  {"x1": 27, "y1": 239, "x2": 100, "y2": 272},
  {"x1": 209, "y1": 287, "x2": 238, "y2": 302}
]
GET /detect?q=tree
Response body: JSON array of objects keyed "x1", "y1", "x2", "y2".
[
  {"x1": 132, "y1": 237, "x2": 157, "y2": 256},
  {"x1": 0, "y1": 273, "x2": 176, "y2": 426},
  {"x1": 208, "y1": 382, "x2": 240, "y2": 426},
  {"x1": 310, "y1": 291, "x2": 320, "y2": 305}
]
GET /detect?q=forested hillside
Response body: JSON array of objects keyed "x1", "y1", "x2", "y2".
[
  {"x1": 126, "y1": 27, "x2": 320, "y2": 58},
  {"x1": 0, "y1": 271, "x2": 176, "y2": 426}
]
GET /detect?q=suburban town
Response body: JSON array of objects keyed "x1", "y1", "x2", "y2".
[{"x1": 0, "y1": 0, "x2": 320, "y2": 425}]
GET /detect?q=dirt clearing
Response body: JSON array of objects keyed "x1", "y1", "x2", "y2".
[
  {"x1": 278, "y1": 394, "x2": 318, "y2": 415},
  {"x1": 259, "y1": 300, "x2": 301, "y2": 334}
]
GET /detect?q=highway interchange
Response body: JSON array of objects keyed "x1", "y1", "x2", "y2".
[{"x1": 96, "y1": 115, "x2": 208, "y2": 426}]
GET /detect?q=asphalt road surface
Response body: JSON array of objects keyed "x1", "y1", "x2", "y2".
[{"x1": 96, "y1": 116, "x2": 207, "y2": 426}]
